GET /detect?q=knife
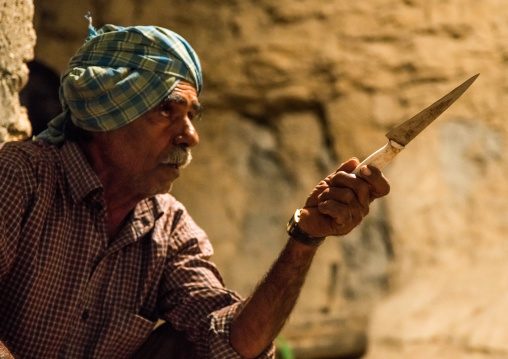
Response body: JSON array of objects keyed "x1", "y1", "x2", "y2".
[{"x1": 352, "y1": 73, "x2": 479, "y2": 175}]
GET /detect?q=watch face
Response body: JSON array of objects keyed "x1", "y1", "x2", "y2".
[
  {"x1": 287, "y1": 212, "x2": 296, "y2": 232},
  {"x1": 287, "y1": 209, "x2": 302, "y2": 236}
]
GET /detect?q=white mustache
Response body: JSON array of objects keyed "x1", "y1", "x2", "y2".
[{"x1": 161, "y1": 148, "x2": 192, "y2": 168}]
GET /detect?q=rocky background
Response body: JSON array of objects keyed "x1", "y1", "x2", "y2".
[
  {"x1": 0, "y1": 0, "x2": 34, "y2": 141},
  {"x1": 3, "y1": 0, "x2": 508, "y2": 358}
]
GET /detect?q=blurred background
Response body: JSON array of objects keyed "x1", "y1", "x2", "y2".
[{"x1": 2, "y1": 1, "x2": 508, "y2": 358}]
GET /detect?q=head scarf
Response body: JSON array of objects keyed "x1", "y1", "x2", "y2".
[{"x1": 36, "y1": 15, "x2": 203, "y2": 145}]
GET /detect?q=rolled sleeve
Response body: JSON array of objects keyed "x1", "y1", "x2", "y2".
[
  {"x1": 157, "y1": 203, "x2": 275, "y2": 358},
  {"x1": 206, "y1": 302, "x2": 276, "y2": 359}
]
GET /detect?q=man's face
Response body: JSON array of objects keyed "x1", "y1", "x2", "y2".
[{"x1": 97, "y1": 81, "x2": 201, "y2": 197}]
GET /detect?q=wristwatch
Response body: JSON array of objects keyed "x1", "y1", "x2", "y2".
[{"x1": 287, "y1": 209, "x2": 325, "y2": 247}]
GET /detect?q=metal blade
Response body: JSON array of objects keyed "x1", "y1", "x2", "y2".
[{"x1": 386, "y1": 74, "x2": 479, "y2": 146}]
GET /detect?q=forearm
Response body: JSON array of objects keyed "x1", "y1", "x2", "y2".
[
  {"x1": 0, "y1": 341, "x2": 14, "y2": 359},
  {"x1": 230, "y1": 238, "x2": 317, "y2": 358},
  {"x1": 228, "y1": 161, "x2": 390, "y2": 358}
]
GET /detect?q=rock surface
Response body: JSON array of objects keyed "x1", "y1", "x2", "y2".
[
  {"x1": 0, "y1": 0, "x2": 35, "y2": 141},
  {"x1": 5, "y1": 0, "x2": 507, "y2": 357}
]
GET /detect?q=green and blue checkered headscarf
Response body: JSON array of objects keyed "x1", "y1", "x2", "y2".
[{"x1": 37, "y1": 17, "x2": 202, "y2": 145}]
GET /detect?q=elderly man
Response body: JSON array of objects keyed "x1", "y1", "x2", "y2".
[{"x1": 0, "y1": 20, "x2": 389, "y2": 359}]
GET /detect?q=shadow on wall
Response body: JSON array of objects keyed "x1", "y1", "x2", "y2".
[{"x1": 19, "y1": 60, "x2": 61, "y2": 136}]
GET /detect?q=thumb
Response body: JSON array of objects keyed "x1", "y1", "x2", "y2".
[{"x1": 335, "y1": 157, "x2": 360, "y2": 174}]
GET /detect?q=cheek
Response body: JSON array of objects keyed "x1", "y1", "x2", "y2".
[
  {"x1": 152, "y1": 129, "x2": 175, "y2": 154},
  {"x1": 126, "y1": 120, "x2": 174, "y2": 164},
  {"x1": 117, "y1": 143, "x2": 155, "y2": 171},
  {"x1": 138, "y1": 130, "x2": 170, "y2": 154}
]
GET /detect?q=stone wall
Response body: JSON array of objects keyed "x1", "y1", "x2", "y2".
[
  {"x1": 15, "y1": 0, "x2": 508, "y2": 358},
  {"x1": 0, "y1": 0, "x2": 35, "y2": 141}
]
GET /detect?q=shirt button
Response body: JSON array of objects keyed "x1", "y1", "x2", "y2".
[{"x1": 81, "y1": 310, "x2": 90, "y2": 321}]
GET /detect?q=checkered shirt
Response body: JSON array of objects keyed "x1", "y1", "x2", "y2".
[{"x1": 0, "y1": 140, "x2": 275, "y2": 359}]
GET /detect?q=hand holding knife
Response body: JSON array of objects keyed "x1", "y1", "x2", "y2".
[{"x1": 291, "y1": 74, "x2": 479, "y2": 241}]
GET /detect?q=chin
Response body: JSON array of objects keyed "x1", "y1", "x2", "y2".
[
  {"x1": 149, "y1": 170, "x2": 179, "y2": 196},
  {"x1": 152, "y1": 181, "x2": 174, "y2": 195}
]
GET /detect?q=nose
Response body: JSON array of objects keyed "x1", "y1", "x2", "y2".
[{"x1": 174, "y1": 117, "x2": 199, "y2": 148}]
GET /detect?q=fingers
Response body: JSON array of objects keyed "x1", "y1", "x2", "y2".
[
  {"x1": 300, "y1": 157, "x2": 390, "y2": 238},
  {"x1": 331, "y1": 158, "x2": 391, "y2": 202},
  {"x1": 326, "y1": 170, "x2": 372, "y2": 208},
  {"x1": 317, "y1": 198, "x2": 365, "y2": 230},
  {"x1": 317, "y1": 186, "x2": 369, "y2": 217},
  {"x1": 335, "y1": 158, "x2": 360, "y2": 173},
  {"x1": 356, "y1": 165, "x2": 391, "y2": 200},
  {"x1": 316, "y1": 183, "x2": 369, "y2": 234}
]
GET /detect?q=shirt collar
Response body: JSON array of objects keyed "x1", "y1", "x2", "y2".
[
  {"x1": 131, "y1": 196, "x2": 166, "y2": 228},
  {"x1": 109, "y1": 196, "x2": 167, "y2": 249},
  {"x1": 59, "y1": 140, "x2": 167, "y2": 230},
  {"x1": 60, "y1": 140, "x2": 103, "y2": 204}
]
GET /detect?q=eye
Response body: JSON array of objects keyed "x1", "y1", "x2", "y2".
[
  {"x1": 157, "y1": 96, "x2": 202, "y2": 121},
  {"x1": 190, "y1": 104, "x2": 202, "y2": 122},
  {"x1": 160, "y1": 103, "x2": 172, "y2": 118}
]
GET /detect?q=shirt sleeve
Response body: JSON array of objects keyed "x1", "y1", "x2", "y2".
[
  {"x1": 157, "y1": 205, "x2": 275, "y2": 359},
  {"x1": 0, "y1": 145, "x2": 29, "y2": 278},
  {"x1": 204, "y1": 302, "x2": 276, "y2": 359}
]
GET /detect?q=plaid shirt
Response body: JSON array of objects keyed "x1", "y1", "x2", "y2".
[{"x1": 0, "y1": 140, "x2": 275, "y2": 359}]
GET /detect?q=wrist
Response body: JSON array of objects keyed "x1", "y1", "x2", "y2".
[{"x1": 286, "y1": 209, "x2": 325, "y2": 247}]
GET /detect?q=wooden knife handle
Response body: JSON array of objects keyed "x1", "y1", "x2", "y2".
[{"x1": 352, "y1": 140, "x2": 405, "y2": 175}]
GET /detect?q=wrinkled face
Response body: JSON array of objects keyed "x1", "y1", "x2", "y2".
[{"x1": 99, "y1": 81, "x2": 201, "y2": 196}]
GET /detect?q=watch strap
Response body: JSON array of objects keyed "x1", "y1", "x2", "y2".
[{"x1": 287, "y1": 209, "x2": 325, "y2": 247}]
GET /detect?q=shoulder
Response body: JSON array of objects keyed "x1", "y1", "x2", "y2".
[
  {"x1": 0, "y1": 140, "x2": 58, "y2": 169},
  {"x1": 0, "y1": 140, "x2": 61, "y2": 194},
  {"x1": 154, "y1": 193, "x2": 195, "y2": 230},
  {"x1": 153, "y1": 193, "x2": 213, "y2": 255}
]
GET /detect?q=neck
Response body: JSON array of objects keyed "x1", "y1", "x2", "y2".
[
  {"x1": 103, "y1": 188, "x2": 143, "y2": 239},
  {"x1": 78, "y1": 138, "x2": 145, "y2": 239}
]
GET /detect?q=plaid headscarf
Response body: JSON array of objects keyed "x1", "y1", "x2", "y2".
[{"x1": 37, "y1": 17, "x2": 202, "y2": 145}]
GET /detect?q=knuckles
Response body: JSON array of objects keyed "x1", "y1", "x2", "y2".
[{"x1": 304, "y1": 165, "x2": 389, "y2": 237}]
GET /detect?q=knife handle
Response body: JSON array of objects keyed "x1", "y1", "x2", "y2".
[{"x1": 352, "y1": 140, "x2": 405, "y2": 175}]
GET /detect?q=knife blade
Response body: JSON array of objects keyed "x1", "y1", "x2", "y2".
[{"x1": 352, "y1": 73, "x2": 479, "y2": 175}]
